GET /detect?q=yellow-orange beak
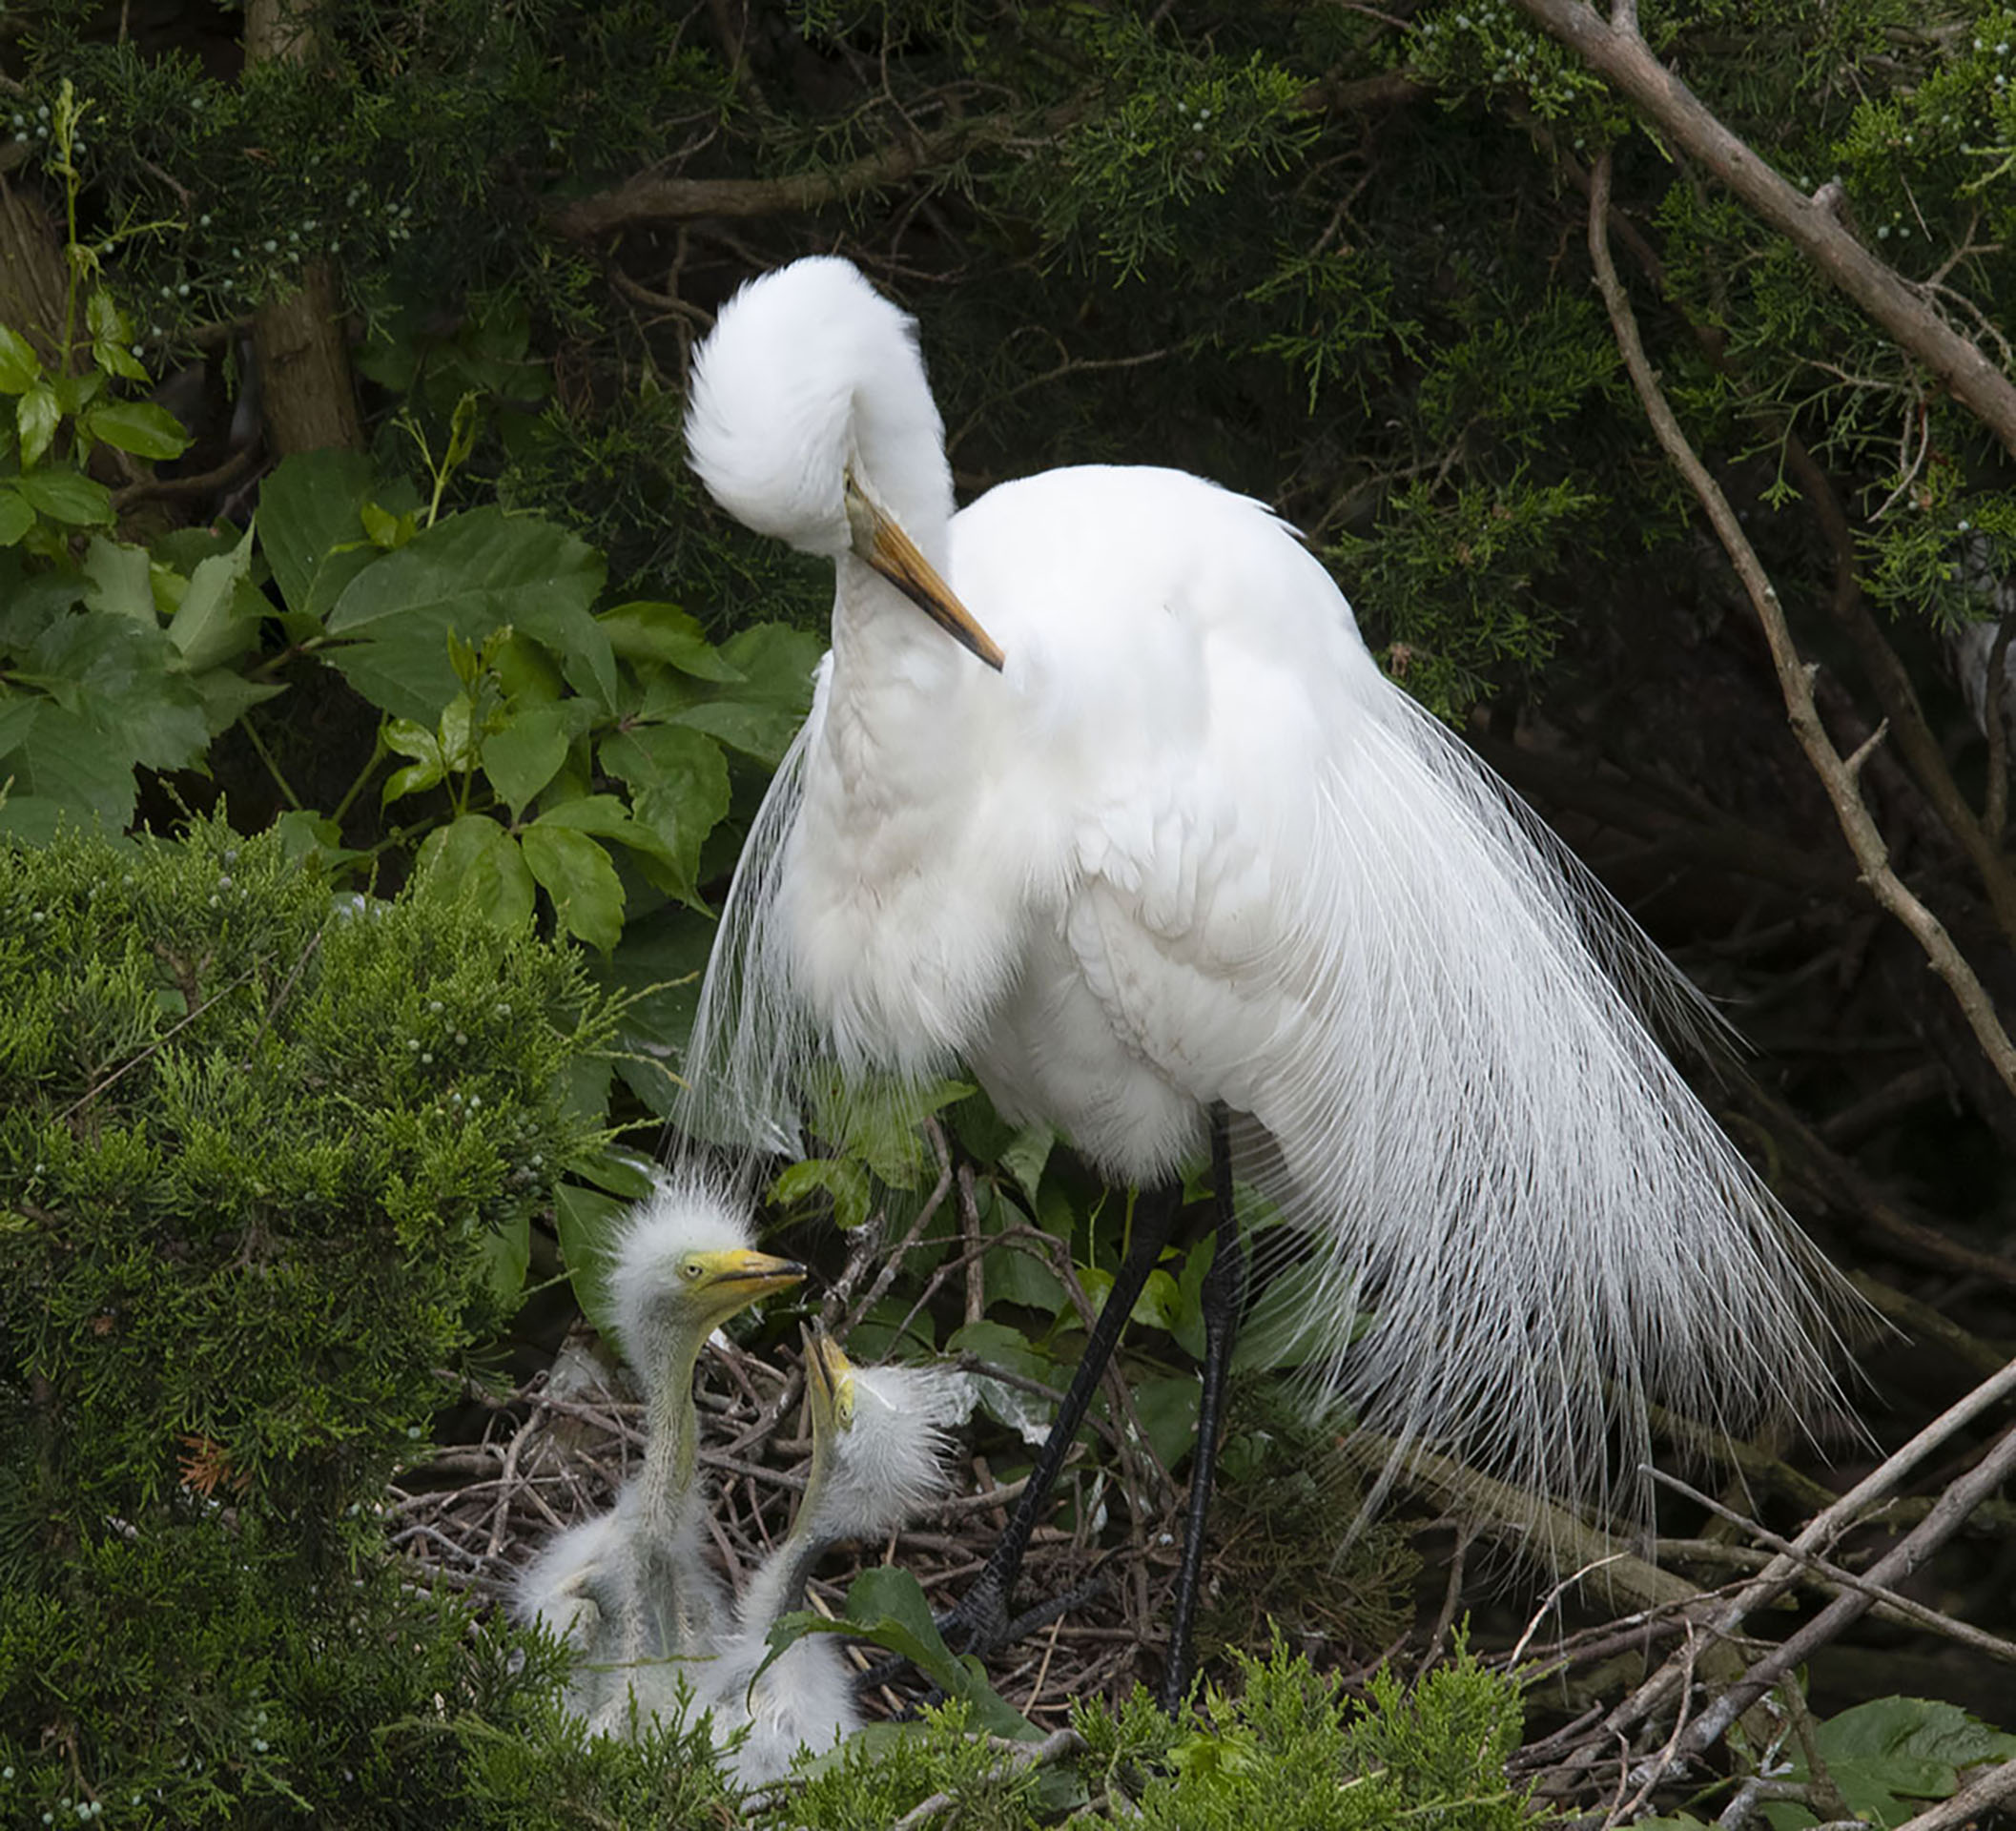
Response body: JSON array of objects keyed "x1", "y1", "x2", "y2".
[
  {"x1": 801, "y1": 1324, "x2": 857, "y2": 1435},
  {"x1": 844, "y1": 471, "x2": 1006, "y2": 672},
  {"x1": 689, "y1": 1246, "x2": 805, "y2": 1327}
]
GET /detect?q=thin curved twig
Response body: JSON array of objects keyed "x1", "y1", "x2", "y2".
[{"x1": 1584, "y1": 148, "x2": 2016, "y2": 1101}]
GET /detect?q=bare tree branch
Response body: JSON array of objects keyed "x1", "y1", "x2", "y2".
[
  {"x1": 1584, "y1": 149, "x2": 2016, "y2": 1102},
  {"x1": 1512, "y1": 0, "x2": 2016, "y2": 462}
]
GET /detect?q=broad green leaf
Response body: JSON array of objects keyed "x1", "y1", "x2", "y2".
[
  {"x1": 979, "y1": 1195, "x2": 1067, "y2": 1313},
  {"x1": 592, "y1": 905, "x2": 713, "y2": 1118},
  {"x1": 599, "y1": 725, "x2": 731, "y2": 898},
  {"x1": 481, "y1": 703, "x2": 574, "y2": 817},
  {"x1": 0, "y1": 697, "x2": 41, "y2": 755},
  {"x1": 565, "y1": 1147, "x2": 659, "y2": 1203},
  {"x1": 598, "y1": 600, "x2": 744, "y2": 679},
  {"x1": 1133, "y1": 1373, "x2": 1201, "y2": 1472},
  {"x1": 0, "y1": 487, "x2": 39, "y2": 547},
  {"x1": 657, "y1": 621, "x2": 821, "y2": 765},
  {"x1": 998, "y1": 1123, "x2": 1058, "y2": 1206},
  {"x1": 80, "y1": 537, "x2": 156, "y2": 626},
  {"x1": 719, "y1": 620, "x2": 824, "y2": 702},
  {"x1": 553, "y1": 1181, "x2": 629, "y2": 1342},
  {"x1": 50, "y1": 374, "x2": 105, "y2": 421},
  {"x1": 414, "y1": 813, "x2": 536, "y2": 930},
  {"x1": 167, "y1": 528, "x2": 264, "y2": 671},
  {"x1": 13, "y1": 464, "x2": 112, "y2": 526},
  {"x1": 324, "y1": 507, "x2": 611, "y2": 723},
  {"x1": 948, "y1": 1317, "x2": 1062, "y2": 1444},
  {"x1": 258, "y1": 448, "x2": 381, "y2": 621},
  {"x1": 270, "y1": 809, "x2": 344, "y2": 870},
  {"x1": 15, "y1": 610, "x2": 207, "y2": 770},
  {"x1": 381, "y1": 759, "x2": 443, "y2": 806},
  {"x1": 520, "y1": 822, "x2": 625, "y2": 951},
  {"x1": 16, "y1": 386, "x2": 61, "y2": 469},
  {"x1": 82, "y1": 399, "x2": 192, "y2": 461},
  {"x1": 436, "y1": 692, "x2": 482, "y2": 773},
  {"x1": 764, "y1": 1568, "x2": 1038, "y2": 1741},
  {"x1": 1132, "y1": 1266, "x2": 1183, "y2": 1331},
  {"x1": 529, "y1": 792, "x2": 639, "y2": 841},
  {"x1": 1230, "y1": 1260, "x2": 1350, "y2": 1374},
  {"x1": 1170, "y1": 1231, "x2": 1211, "y2": 1362},
  {"x1": 477, "y1": 1208, "x2": 531, "y2": 1309},
  {"x1": 771, "y1": 1158, "x2": 874, "y2": 1231},
  {"x1": 84, "y1": 290, "x2": 122, "y2": 344},
  {"x1": 93, "y1": 339, "x2": 150, "y2": 385},
  {"x1": 0, "y1": 326, "x2": 39, "y2": 394},
  {"x1": 1762, "y1": 1697, "x2": 2016, "y2": 1831},
  {"x1": 0, "y1": 702, "x2": 137, "y2": 827},
  {"x1": 0, "y1": 793, "x2": 76, "y2": 843},
  {"x1": 189, "y1": 669, "x2": 284, "y2": 737},
  {"x1": 805, "y1": 1070, "x2": 974, "y2": 1190},
  {"x1": 381, "y1": 716, "x2": 445, "y2": 806},
  {"x1": 668, "y1": 697, "x2": 806, "y2": 766},
  {"x1": 360, "y1": 499, "x2": 416, "y2": 550}
]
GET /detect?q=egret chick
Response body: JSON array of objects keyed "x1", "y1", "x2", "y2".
[
  {"x1": 706, "y1": 1328, "x2": 959, "y2": 1784},
  {"x1": 514, "y1": 1170, "x2": 804, "y2": 1725}
]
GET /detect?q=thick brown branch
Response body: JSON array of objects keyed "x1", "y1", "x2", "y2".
[
  {"x1": 552, "y1": 139, "x2": 944, "y2": 240},
  {"x1": 1513, "y1": 0, "x2": 2016, "y2": 462},
  {"x1": 1584, "y1": 150, "x2": 2016, "y2": 1102},
  {"x1": 553, "y1": 71, "x2": 1423, "y2": 244},
  {"x1": 1685, "y1": 1416, "x2": 2016, "y2": 1753}
]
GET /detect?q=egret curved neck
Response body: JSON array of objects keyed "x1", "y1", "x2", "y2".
[
  {"x1": 741, "y1": 1431, "x2": 839, "y2": 1633},
  {"x1": 638, "y1": 1333, "x2": 705, "y2": 1532}
]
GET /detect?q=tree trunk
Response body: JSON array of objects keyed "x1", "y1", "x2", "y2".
[
  {"x1": 0, "y1": 168, "x2": 75, "y2": 368},
  {"x1": 243, "y1": 0, "x2": 363, "y2": 454}
]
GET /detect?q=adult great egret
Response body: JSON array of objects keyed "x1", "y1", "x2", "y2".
[{"x1": 679, "y1": 256, "x2": 1852, "y2": 1703}]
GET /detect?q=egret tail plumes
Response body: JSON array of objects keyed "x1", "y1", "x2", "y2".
[
  {"x1": 1235, "y1": 669, "x2": 1845, "y2": 1532},
  {"x1": 678, "y1": 254, "x2": 1852, "y2": 1557}
]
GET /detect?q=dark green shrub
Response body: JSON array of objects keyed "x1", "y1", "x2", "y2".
[{"x1": 0, "y1": 812, "x2": 721, "y2": 1825}]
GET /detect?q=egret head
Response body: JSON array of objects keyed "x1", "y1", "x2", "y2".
[
  {"x1": 686, "y1": 257, "x2": 1004, "y2": 671},
  {"x1": 802, "y1": 1328, "x2": 960, "y2": 1540},
  {"x1": 610, "y1": 1173, "x2": 805, "y2": 1382}
]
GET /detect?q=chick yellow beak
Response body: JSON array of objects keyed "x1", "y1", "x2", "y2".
[
  {"x1": 844, "y1": 470, "x2": 1006, "y2": 672},
  {"x1": 690, "y1": 1247, "x2": 805, "y2": 1326},
  {"x1": 802, "y1": 1325, "x2": 857, "y2": 1435}
]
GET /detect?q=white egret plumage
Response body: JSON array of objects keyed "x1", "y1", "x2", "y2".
[
  {"x1": 512, "y1": 1171, "x2": 804, "y2": 1725},
  {"x1": 703, "y1": 1329, "x2": 960, "y2": 1783},
  {"x1": 679, "y1": 255, "x2": 1853, "y2": 1701}
]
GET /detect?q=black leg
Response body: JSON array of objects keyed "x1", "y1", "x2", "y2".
[
  {"x1": 1159, "y1": 1107, "x2": 1244, "y2": 1713},
  {"x1": 938, "y1": 1178, "x2": 1184, "y2": 1656}
]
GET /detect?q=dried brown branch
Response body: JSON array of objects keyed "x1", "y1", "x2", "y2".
[
  {"x1": 1546, "y1": 1355, "x2": 2016, "y2": 1784},
  {"x1": 1513, "y1": 0, "x2": 2016, "y2": 462},
  {"x1": 1584, "y1": 148, "x2": 2016, "y2": 1101},
  {"x1": 1780, "y1": 435, "x2": 2016, "y2": 943},
  {"x1": 1648, "y1": 1468, "x2": 2016, "y2": 1665},
  {"x1": 1684, "y1": 1417, "x2": 2016, "y2": 1755}
]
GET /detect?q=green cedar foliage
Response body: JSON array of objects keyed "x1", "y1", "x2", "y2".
[{"x1": 0, "y1": 813, "x2": 670, "y2": 1824}]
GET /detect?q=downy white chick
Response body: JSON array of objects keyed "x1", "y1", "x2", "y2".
[
  {"x1": 706, "y1": 1327, "x2": 962, "y2": 1783},
  {"x1": 512, "y1": 1171, "x2": 803, "y2": 1725}
]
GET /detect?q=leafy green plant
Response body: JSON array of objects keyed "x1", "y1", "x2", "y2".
[
  {"x1": 1759, "y1": 1697, "x2": 2016, "y2": 1831},
  {"x1": 0, "y1": 813, "x2": 635, "y2": 1822},
  {"x1": 0, "y1": 80, "x2": 192, "y2": 555}
]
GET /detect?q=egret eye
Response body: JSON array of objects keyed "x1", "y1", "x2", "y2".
[{"x1": 680, "y1": 1261, "x2": 704, "y2": 1283}]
